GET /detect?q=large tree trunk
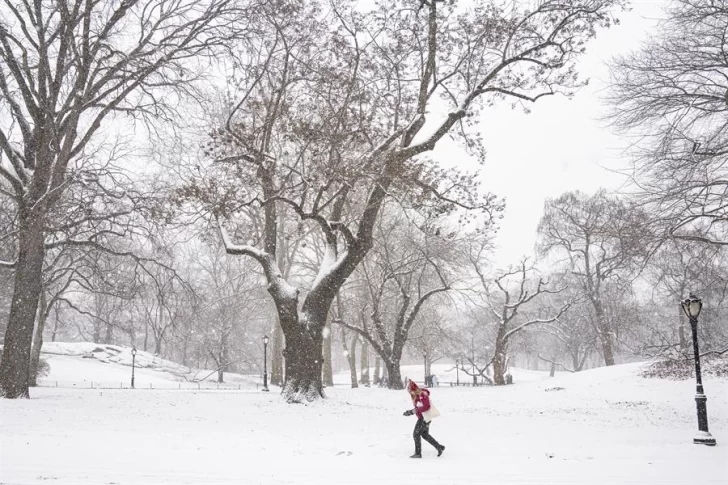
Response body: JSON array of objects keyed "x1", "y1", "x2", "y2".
[
  {"x1": 279, "y1": 293, "x2": 327, "y2": 402},
  {"x1": 29, "y1": 289, "x2": 48, "y2": 387},
  {"x1": 322, "y1": 319, "x2": 333, "y2": 387},
  {"x1": 360, "y1": 339, "x2": 370, "y2": 385},
  {"x1": 51, "y1": 307, "x2": 60, "y2": 342},
  {"x1": 0, "y1": 221, "x2": 45, "y2": 398},
  {"x1": 271, "y1": 315, "x2": 284, "y2": 386},
  {"x1": 373, "y1": 356, "x2": 381, "y2": 384},
  {"x1": 492, "y1": 354, "x2": 506, "y2": 385},
  {"x1": 345, "y1": 333, "x2": 358, "y2": 388},
  {"x1": 492, "y1": 326, "x2": 508, "y2": 386},
  {"x1": 384, "y1": 359, "x2": 404, "y2": 390},
  {"x1": 593, "y1": 300, "x2": 615, "y2": 366},
  {"x1": 282, "y1": 329, "x2": 324, "y2": 401}
]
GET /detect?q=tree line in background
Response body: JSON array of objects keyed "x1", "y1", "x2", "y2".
[{"x1": 1, "y1": 0, "x2": 727, "y2": 401}]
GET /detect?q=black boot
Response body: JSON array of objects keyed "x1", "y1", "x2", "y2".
[
  {"x1": 437, "y1": 445, "x2": 445, "y2": 457},
  {"x1": 410, "y1": 453, "x2": 422, "y2": 458}
]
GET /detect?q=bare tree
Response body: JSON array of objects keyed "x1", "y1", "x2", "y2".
[
  {"x1": 607, "y1": 0, "x2": 728, "y2": 246},
  {"x1": 337, "y1": 212, "x2": 452, "y2": 390},
  {"x1": 478, "y1": 259, "x2": 570, "y2": 385},
  {"x1": 188, "y1": 0, "x2": 621, "y2": 402},
  {"x1": 537, "y1": 190, "x2": 649, "y2": 366},
  {"x1": 644, "y1": 239, "x2": 724, "y2": 353},
  {"x1": 0, "y1": 0, "x2": 245, "y2": 398}
]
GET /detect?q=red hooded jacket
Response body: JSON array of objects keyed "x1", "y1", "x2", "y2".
[{"x1": 412, "y1": 388, "x2": 431, "y2": 419}]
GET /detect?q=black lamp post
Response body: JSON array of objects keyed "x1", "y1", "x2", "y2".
[
  {"x1": 131, "y1": 347, "x2": 137, "y2": 389},
  {"x1": 262, "y1": 335, "x2": 270, "y2": 392},
  {"x1": 456, "y1": 359, "x2": 460, "y2": 386},
  {"x1": 681, "y1": 294, "x2": 716, "y2": 446}
]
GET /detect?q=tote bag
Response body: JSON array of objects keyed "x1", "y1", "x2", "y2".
[{"x1": 422, "y1": 402, "x2": 440, "y2": 422}]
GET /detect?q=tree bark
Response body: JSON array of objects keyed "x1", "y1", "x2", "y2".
[
  {"x1": 282, "y1": 329, "x2": 324, "y2": 401},
  {"x1": 593, "y1": 300, "x2": 615, "y2": 366},
  {"x1": 0, "y1": 220, "x2": 45, "y2": 398},
  {"x1": 341, "y1": 327, "x2": 358, "y2": 388},
  {"x1": 373, "y1": 356, "x2": 381, "y2": 384},
  {"x1": 492, "y1": 326, "x2": 508, "y2": 386},
  {"x1": 384, "y1": 359, "x2": 403, "y2": 390},
  {"x1": 360, "y1": 339, "x2": 370, "y2": 385},
  {"x1": 29, "y1": 289, "x2": 48, "y2": 387},
  {"x1": 271, "y1": 315, "x2": 284, "y2": 386},
  {"x1": 279, "y1": 291, "x2": 327, "y2": 401},
  {"x1": 322, "y1": 319, "x2": 333, "y2": 387}
]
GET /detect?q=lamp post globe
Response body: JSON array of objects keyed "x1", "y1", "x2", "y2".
[
  {"x1": 681, "y1": 294, "x2": 716, "y2": 446},
  {"x1": 131, "y1": 347, "x2": 137, "y2": 389},
  {"x1": 262, "y1": 336, "x2": 270, "y2": 392}
]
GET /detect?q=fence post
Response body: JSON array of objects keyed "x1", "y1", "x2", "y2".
[
  {"x1": 56, "y1": 381, "x2": 58, "y2": 387},
  {"x1": 149, "y1": 383, "x2": 152, "y2": 389},
  {"x1": 179, "y1": 383, "x2": 181, "y2": 390},
  {"x1": 121, "y1": 382, "x2": 123, "y2": 389}
]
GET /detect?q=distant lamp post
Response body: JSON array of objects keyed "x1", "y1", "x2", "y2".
[
  {"x1": 455, "y1": 359, "x2": 460, "y2": 386},
  {"x1": 262, "y1": 335, "x2": 270, "y2": 392},
  {"x1": 131, "y1": 347, "x2": 137, "y2": 389},
  {"x1": 681, "y1": 294, "x2": 716, "y2": 446}
]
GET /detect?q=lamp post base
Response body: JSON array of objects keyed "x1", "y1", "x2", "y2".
[
  {"x1": 262, "y1": 387, "x2": 270, "y2": 392},
  {"x1": 693, "y1": 431, "x2": 716, "y2": 446}
]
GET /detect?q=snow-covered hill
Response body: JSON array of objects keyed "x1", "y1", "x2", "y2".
[
  {"x1": 39, "y1": 342, "x2": 264, "y2": 390},
  {"x1": 3, "y1": 346, "x2": 726, "y2": 485}
]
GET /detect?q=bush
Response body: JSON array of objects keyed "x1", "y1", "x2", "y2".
[{"x1": 641, "y1": 355, "x2": 728, "y2": 380}]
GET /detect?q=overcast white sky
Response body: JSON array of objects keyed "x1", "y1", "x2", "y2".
[{"x1": 460, "y1": 0, "x2": 666, "y2": 268}]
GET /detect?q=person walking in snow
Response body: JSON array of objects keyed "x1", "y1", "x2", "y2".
[{"x1": 403, "y1": 380, "x2": 445, "y2": 458}]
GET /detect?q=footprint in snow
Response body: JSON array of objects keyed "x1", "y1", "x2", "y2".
[{"x1": 336, "y1": 451, "x2": 353, "y2": 456}]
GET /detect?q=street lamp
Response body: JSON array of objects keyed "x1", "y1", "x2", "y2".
[
  {"x1": 681, "y1": 294, "x2": 716, "y2": 446},
  {"x1": 131, "y1": 347, "x2": 137, "y2": 389},
  {"x1": 262, "y1": 335, "x2": 270, "y2": 392},
  {"x1": 455, "y1": 358, "x2": 460, "y2": 386}
]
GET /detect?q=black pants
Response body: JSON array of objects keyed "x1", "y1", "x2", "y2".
[{"x1": 413, "y1": 417, "x2": 441, "y2": 454}]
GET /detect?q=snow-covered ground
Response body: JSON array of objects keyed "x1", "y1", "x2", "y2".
[{"x1": 1, "y1": 344, "x2": 726, "y2": 485}]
